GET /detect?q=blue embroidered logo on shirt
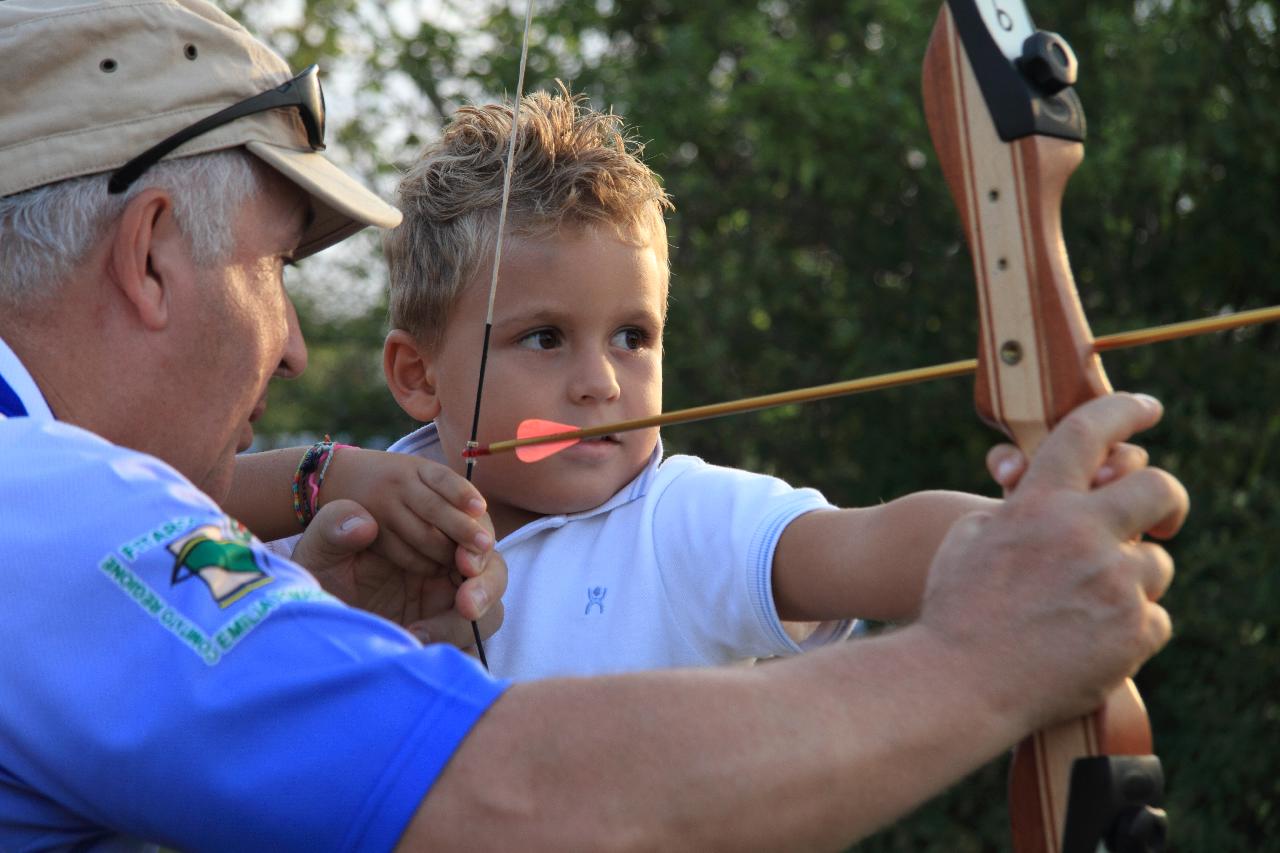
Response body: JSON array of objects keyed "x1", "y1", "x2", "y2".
[{"x1": 585, "y1": 586, "x2": 606, "y2": 615}]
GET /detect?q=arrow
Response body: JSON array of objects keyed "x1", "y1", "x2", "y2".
[{"x1": 461, "y1": 304, "x2": 1280, "y2": 461}]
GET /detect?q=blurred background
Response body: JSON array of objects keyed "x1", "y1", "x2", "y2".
[{"x1": 227, "y1": 0, "x2": 1278, "y2": 848}]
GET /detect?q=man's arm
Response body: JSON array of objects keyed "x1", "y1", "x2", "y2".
[{"x1": 397, "y1": 393, "x2": 1184, "y2": 850}]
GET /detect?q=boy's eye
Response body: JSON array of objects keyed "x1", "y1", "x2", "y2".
[
  {"x1": 518, "y1": 328, "x2": 562, "y2": 350},
  {"x1": 611, "y1": 327, "x2": 646, "y2": 350}
]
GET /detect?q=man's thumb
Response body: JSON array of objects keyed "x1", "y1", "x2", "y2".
[{"x1": 290, "y1": 499, "x2": 378, "y2": 570}]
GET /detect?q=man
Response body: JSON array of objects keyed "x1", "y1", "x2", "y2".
[{"x1": 0, "y1": 1, "x2": 1187, "y2": 850}]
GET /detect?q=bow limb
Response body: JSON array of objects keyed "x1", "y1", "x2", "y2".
[{"x1": 921, "y1": 2, "x2": 1165, "y2": 851}]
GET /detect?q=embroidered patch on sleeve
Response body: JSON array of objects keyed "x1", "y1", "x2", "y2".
[
  {"x1": 99, "y1": 516, "x2": 334, "y2": 665},
  {"x1": 168, "y1": 522, "x2": 272, "y2": 608}
]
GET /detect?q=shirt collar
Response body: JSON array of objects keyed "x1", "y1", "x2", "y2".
[
  {"x1": 0, "y1": 335, "x2": 55, "y2": 420},
  {"x1": 390, "y1": 421, "x2": 665, "y2": 536}
]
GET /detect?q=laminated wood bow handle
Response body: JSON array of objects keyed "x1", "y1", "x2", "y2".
[{"x1": 921, "y1": 1, "x2": 1168, "y2": 850}]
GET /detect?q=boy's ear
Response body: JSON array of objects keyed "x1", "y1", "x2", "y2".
[
  {"x1": 107, "y1": 189, "x2": 187, "y2": 332},
  {"x1": 384, "y1": 329, "x2": 443, "y2": 422}
]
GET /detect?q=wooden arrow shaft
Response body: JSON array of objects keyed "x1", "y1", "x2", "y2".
[{"x1": 470, "y1": 305, "x2": 1280, "y2": 457}]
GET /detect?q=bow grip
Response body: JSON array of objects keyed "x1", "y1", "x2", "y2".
[{"x1": 921, "y1": 5, "x2": 1163, "y2": 852}]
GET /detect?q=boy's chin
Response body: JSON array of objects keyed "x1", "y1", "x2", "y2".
[
  {"x1": 523, "y1": 489, "x2": 614, "y2": 517},
  {"x1": 507, "y1": 478, "x2": 624, "y2": 519},
  {"x1": 480, "y1": 442, "x2": 656, "y2": 528}
]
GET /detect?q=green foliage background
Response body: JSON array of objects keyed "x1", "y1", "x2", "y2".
[{"x1": 232, "y1": 0, "x2": 1278, "y2": 848}]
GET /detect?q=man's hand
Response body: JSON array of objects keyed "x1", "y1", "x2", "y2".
[
  {"x1": 987, "y1": 438, "x2": 1151, "y2": 493},
  {"x1": 920, "y1": 393, "x2": 1188, "y2": 733},
  {"x1": 290, "y1": 499, "x2": 506, "y2": 649}
]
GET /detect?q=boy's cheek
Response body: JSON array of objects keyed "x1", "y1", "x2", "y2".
[{"x1": 473, "y1": 444, "x2": 648, "y2": 520}]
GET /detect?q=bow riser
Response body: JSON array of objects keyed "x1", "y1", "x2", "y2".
[
  {"x1": 922, "y1": 3, "x2": 1160, "y2": 851},
  {"x1": 922, "y1": 5, "x2": 1109, "y2": 451},
  {"x1": 1009, "y1": 684, "x2": 1155, "y2": 853}
]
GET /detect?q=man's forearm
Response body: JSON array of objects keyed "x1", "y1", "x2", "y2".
[
  {"x1": 400, "y1": 625, "x2": 1020, "y2": 851},
  {"x1": 399, "y1": 395, "x2": 1185, "y2": 850}
]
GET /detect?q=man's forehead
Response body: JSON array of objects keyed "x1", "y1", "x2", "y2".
[{"x1": 255, "y1": 166, "x2": 313, "y2": 249}]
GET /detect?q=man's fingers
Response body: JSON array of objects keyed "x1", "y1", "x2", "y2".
[
  {"x1": 1129, "y1": 540, "x2": 1175, "y2": 605},
  {"x1": 1140, "y1": 599, "x2": 1174, "y2": 663},
  {"x1": 408, "y1": 615, "x2": 474, "y2": 649},
  {"x1": 1020, "y1": 393, "x2": 1164, "y2": 493},
  {"x1": 476, "y1": 600, "x2": 504, "y2": 641},
  {"x1": 372, "y1": 525, "x2": 451, "y2": 575},
  {"x1": 291, "y1": 499, "x2": 377, "y2": 567},
  {"x1": 1124, "y1": 540, "x2": 1175, "y2": 664},
  {"x1": 986, "y1": 444, "x2": 1025, "y2": 493},
  {"x1": 1092, "y1": 442, "x2": 1149, "y2": 487},
  {"x1": 988, "y1": 439, "x2": 1149, "y2": 493},
  {"x1": 409, "y1": 600, "x2": 505, "y2": 648},
  {"x1": 1093, "y1": 467, "x2": 1190, "y2": 541}
]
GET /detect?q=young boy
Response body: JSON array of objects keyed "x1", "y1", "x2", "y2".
[
  {"x1": 240, "y1": 86, "x2": 1138, "y2": 678},
  {"x1": 326, "y1": 85, "x2": 1009, "y2": 680}
]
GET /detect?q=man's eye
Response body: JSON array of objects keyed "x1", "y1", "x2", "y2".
[
  {"x1": 518, "y1": 329, "x2": 561, "y2": 350},
  {"x1": 611, "y1": 328, "x2": 646, "y2": 350}
]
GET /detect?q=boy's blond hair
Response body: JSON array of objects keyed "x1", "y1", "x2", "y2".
[{"x1": 386, "y1": 82, "x2": 674, "y2": 350}]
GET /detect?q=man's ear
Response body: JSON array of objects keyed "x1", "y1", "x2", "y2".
[
  {"x1": 384, "y1": 329, "x2": 443, "y2": 422},
  {"x1": 106, "y1": 189, "x2": 189, "y2": 332}
]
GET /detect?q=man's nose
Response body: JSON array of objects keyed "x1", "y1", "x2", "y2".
[{"x1": 275, "y1": 295, "x2": 308, "y2": 379}]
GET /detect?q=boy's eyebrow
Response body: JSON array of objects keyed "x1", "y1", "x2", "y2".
[
  {"x1": 492, "y1": 305, "x2": 568, "y2": 325},
  {"x1": 493, "y1": 302, "x2": 664, "y2": 328}
]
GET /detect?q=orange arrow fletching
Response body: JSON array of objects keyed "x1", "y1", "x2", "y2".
[{"x1": 514, "y1": 419, "x2": 581, "y2": 462}]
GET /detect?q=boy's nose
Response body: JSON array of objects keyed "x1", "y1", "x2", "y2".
[{"x1": 569, "y1": 351, "x2": 621, "y2": 403}]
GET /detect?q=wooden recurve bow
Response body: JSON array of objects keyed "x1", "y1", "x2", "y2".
[{"x1": 921, "y1": 0, "x2": 1169, "y2": 850}]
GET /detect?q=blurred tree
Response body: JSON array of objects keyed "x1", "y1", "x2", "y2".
[{"x1": 227, "y1": 0, "x2": 1279, "y2": 847}]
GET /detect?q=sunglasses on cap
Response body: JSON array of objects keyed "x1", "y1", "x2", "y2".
[{"x1": 107, "y1": 64, "x2": 326, "y2": 195}]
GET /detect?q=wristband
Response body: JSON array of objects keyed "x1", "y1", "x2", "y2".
[
  {"x1": 311, "y1": 442, "x2": 354, "y2": 515},
  {"x1": 291, "y1": 438, "x2": 358, "y2": 528},
  {"x1": 291, "y1": 437, "x2": 333, "y2": 528}
]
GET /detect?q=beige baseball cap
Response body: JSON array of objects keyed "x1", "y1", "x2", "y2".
[{"x1": 0, "y1": 0, "x2": 401, "y2": 259}]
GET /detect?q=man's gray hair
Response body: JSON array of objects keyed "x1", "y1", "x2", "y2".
[{"x1": 0, "y1": 150, "x2": 262, "y2": 307}]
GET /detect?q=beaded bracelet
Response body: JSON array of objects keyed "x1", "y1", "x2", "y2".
[
  {"x1": 291, "y1": 437, "x2": 358, "y2": 528},
  {"x1": 291, "y1": 437, "x2": 331, "y2": 528}
]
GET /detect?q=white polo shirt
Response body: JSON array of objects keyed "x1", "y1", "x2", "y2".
[{"x1": 391, "y1": 424, "x2": 854, "y2": 681}]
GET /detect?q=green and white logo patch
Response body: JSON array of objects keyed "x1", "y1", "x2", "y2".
[
  {"x1": 168, "y1": 521, "x2": 272, "y2": 608},
  {"x1": 100, "y1": 515, "x2": 331, "y2": 665}
]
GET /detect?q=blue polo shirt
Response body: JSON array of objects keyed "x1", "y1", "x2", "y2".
[{"x1": 0, "y1": 337, "x2": 507, "y2": 851}]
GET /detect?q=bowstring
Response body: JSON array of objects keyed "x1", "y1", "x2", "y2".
[{"x1": 463, "y1": 0, "x2": 537, "y2": 670}]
